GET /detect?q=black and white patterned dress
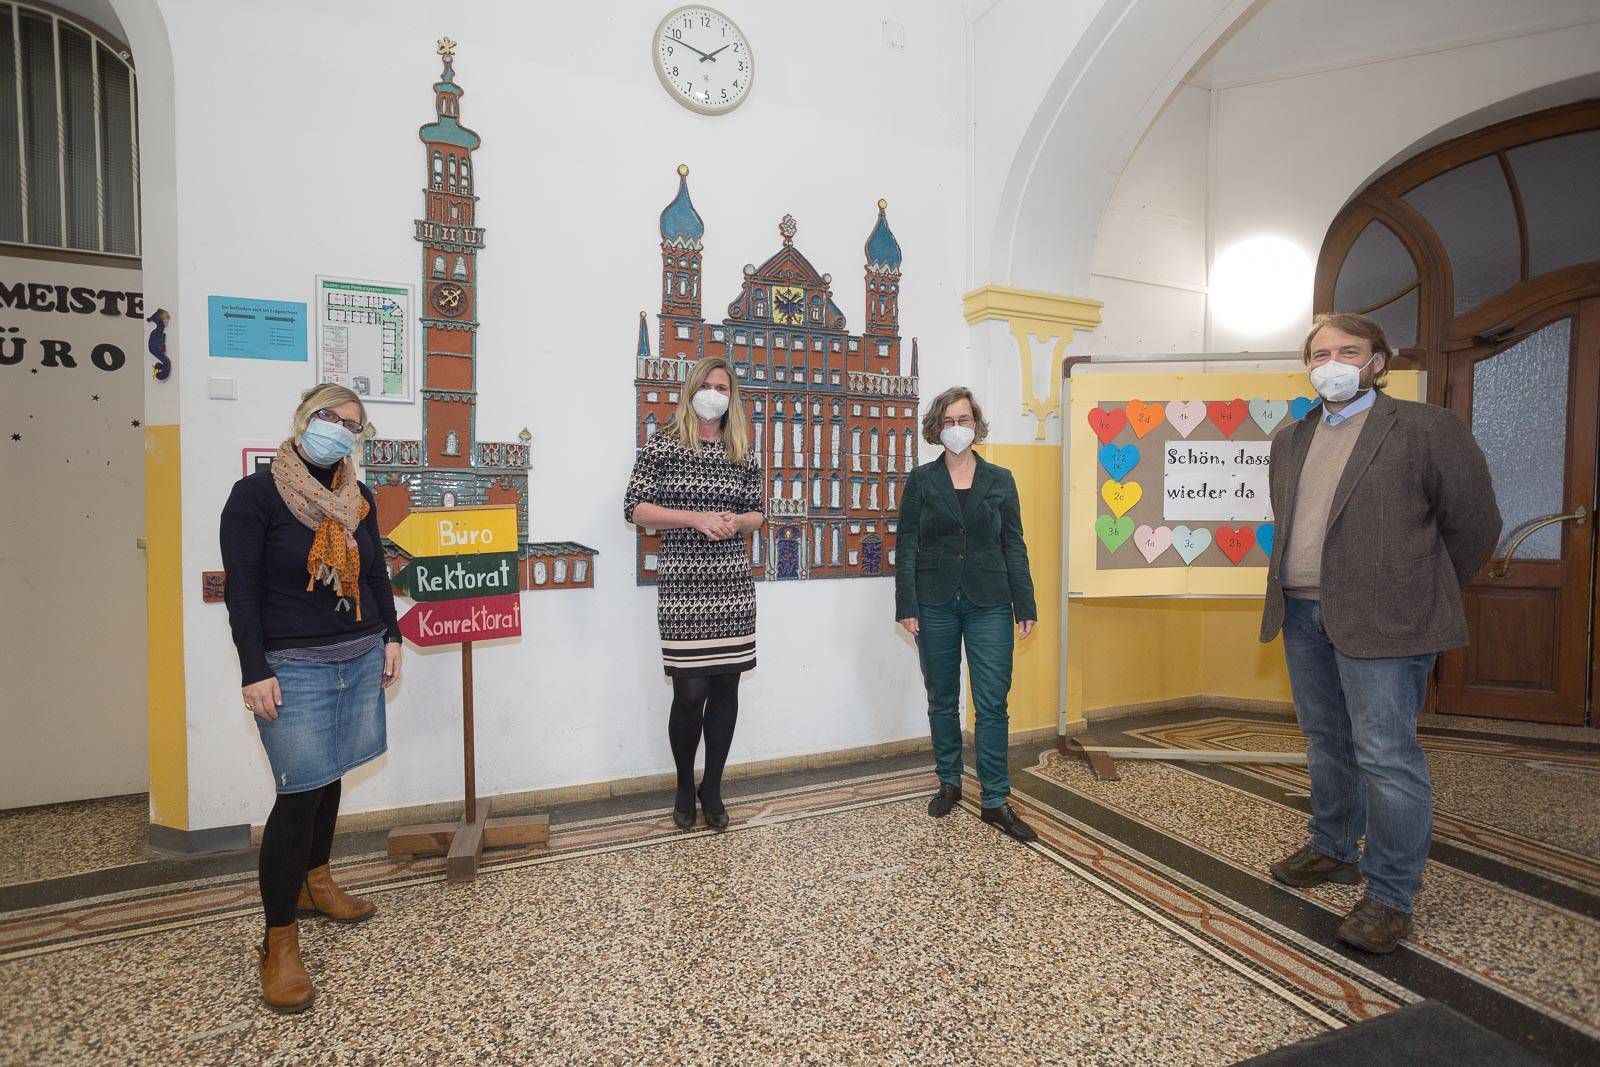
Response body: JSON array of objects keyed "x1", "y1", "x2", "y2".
[{"x1": 624, "y1": 430, "x2": 764, "y2": 677}]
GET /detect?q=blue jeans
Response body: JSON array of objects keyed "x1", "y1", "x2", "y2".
[
  {"x1": 917, "y1": 591, "x2": 1014, "y2": 808},
  {"x1": 1281, "y1": 596, "x2": 1435, "y2": 913}
]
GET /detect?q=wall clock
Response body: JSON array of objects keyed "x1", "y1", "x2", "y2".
[{"x1": 653, "y1": 5, "x2": 754, "y2": 116}]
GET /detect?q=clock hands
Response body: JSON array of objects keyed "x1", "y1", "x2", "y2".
[{"x1": 675, "y1": 39, "x2": 730, "y2": 63}]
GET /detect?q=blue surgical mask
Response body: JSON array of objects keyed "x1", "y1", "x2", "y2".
[{"x1": 300, "y1": 419, "x2": 356, "y2": 465}]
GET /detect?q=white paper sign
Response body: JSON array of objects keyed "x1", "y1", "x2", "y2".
[{"x1": 1163, "y1": 441, "x2": 1272, "y2": 521}]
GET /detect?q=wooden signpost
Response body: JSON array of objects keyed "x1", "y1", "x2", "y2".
[{"x1": 384, "y1": 505, "x2": 548, "y2": 881}]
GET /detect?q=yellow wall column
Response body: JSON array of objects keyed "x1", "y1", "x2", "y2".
[
  {"x1": 963, "y1": 285, "x2": 1103, "y2": 734},
  {"x1": 144, "y1": 424, "x2": 188, "y2": 831}
]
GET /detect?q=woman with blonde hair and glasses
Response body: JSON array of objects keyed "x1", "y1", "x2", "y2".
[
  {"x1": 221, "y1": 384, "x2": 401, "y2": 1013},
  {"x1": 895, "y1": 386, "x2": 1039, "y2": 841},
  {"x1": 624, "y1": 357, "x2": 765, "y2": 832}
]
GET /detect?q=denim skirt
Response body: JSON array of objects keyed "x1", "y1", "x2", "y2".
[{"x1": 255, "y1": 644, "x2": 387, "y2": 794}]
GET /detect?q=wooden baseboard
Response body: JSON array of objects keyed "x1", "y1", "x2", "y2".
[{"x1": 1080, "y1": 694, "x2": 1294, "y2": 724}]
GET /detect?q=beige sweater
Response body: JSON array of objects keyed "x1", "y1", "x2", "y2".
[{"x1": 1280, "y1": 409, "x2": 1370, "y2": 597}]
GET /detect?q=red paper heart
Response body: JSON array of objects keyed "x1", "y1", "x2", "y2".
[
  {"x1": 1207, "y1": 398, "x2": 1248, "y2": 438},
  {"x1": 1216, "y1": 525, "x2": 1254, "y2": 565},
  {"x1": 1088, "y1": 407, "x2": 1128, "y2": 444}
]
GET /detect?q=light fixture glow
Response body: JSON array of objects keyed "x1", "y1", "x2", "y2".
[{"x1": 1210, "y1": 236, "x2": 1314, "y2": 337}]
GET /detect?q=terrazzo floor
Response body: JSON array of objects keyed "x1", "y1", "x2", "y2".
[
  {"x1": 3, "y1": 710, "x2": 1596, "y2": 1065},
  {"x1": 0, "y1": 794, "x2": 150, "y2": 887}
]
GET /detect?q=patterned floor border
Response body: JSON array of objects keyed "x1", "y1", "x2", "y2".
[
  {"x1": 1125, "y1": 717, "x2": 1600, "y2": 894},
  {"x1": 1023, "y1": 749, "x2": 1600, "y2": 1042},
  {"x1": 0, "y1": 760, "x2": 1416, "y2": 1040}
]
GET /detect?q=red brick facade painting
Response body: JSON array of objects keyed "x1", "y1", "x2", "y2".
[
  {"x1": 363, "y1": 39, "x2": 596, "y2": 593},
  {"x1": 634, "y1": 165, "x2": 920, "y2": 584}
]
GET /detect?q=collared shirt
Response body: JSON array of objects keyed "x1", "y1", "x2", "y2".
[{"x1": 1322, "y1": 388, "x2": 1376, "y2": 427}]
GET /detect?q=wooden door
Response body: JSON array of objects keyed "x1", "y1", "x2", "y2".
[{"x1": 1438, "y1": 300, "x2": 1599, "y2": 724}]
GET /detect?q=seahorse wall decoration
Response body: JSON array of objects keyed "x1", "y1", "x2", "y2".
[{"x1": 147, "y1": 308, "x2": 171, "y2": 381}]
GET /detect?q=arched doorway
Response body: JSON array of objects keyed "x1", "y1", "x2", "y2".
[{"x1": 1316, "y1": 101, "x2": 1600, "y2": 725}]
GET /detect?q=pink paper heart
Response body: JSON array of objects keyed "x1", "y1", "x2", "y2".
[
  {"x1": 1134, "y1": 524, "x2": 1173, "y2": 564},
  {"x1": 1165, "y1": 400, "x2": 1206, "y2": 438}
]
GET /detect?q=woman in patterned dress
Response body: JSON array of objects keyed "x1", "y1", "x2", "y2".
[{"x1": 624, "y1": 357, "x2": 765, "y2": 832}]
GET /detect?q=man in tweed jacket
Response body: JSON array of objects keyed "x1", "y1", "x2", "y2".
[{"x1": 1260, "y1": 313, "x2": 1500, "y2": 954}]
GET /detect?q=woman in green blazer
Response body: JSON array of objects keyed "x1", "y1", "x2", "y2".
[{"x1": 896, "y1": 386, "x2": 1038, "y2": 841}]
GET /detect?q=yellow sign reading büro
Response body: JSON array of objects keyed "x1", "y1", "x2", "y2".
[{"x1": 388, "y1": 505, "x2": 519, "y2": 558}]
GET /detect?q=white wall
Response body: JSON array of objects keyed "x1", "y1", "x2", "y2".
[
  {"x1": 0, "y1": 257, "x2": 148, "y2": 806},
  {"x1": 1090, "y1": 0, "x2": 1600, "y2": 356},
  {"x1": 142, "y1": 0, "x2": 972, "y2": 830}
]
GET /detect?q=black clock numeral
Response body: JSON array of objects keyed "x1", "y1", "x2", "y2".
[
  {"x1": 670, "y1": 65, "x2": 679, "y2": 76},
  {"x1": 720, "y1": 89, "x2": 727, "y2": 100},
  {"x1": 670, "y1": 28, "x2": 682, "y2": 39}
]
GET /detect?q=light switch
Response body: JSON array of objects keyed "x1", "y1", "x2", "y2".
[{"x1": 209, "y1": 375, "x2": 237, "y2": 400}]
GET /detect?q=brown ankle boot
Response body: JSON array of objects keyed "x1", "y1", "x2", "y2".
[
  {"x1": 258, "y1": 923, "x2": 315, "y2": 1013},
  {"x1": 296, "y1": 863, "x2": 377, "y2": 923}
]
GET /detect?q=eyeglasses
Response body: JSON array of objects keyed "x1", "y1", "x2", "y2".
[
  {"x1": 313, "y1": 408, "x2": 365, "y2": 434},
  {"x1": 940, "y1": 416, "x2": 975, "y2": 429}
]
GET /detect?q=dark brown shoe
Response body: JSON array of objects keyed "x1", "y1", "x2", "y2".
[
  {"x1": 1337, "y1": 896, "x2": 1414, "y2": 954},
  {"x1": 1269, "y1": 843, "x2": 1361, "y2": 888}
]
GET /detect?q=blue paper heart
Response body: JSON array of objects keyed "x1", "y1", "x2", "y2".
[
  {"x1": 1256, "y1": 523, "x2": 1274, "y2": 558},
  {"x1": 1098, "y1": 442, "x2": 1139, "y2": 482},
  {"x1": 1289, "y1": 396, "x2": 1320, "y2": 421}
]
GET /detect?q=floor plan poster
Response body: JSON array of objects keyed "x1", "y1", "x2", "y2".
[{"x1": 314, "y1": 276, "x2": 415, "y2": 404}]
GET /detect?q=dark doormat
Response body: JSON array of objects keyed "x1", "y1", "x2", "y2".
[{"x1": 1236, "y1": 1000, "x2": 1548, "y2": 1066}]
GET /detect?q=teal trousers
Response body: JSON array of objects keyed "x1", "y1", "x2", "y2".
[{"x1": 916, "y1": 591, "x2": 1014, "y2": 808}]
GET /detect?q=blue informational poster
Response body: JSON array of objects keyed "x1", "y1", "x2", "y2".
[{"x1": 207, "y1": 295, "x2": 308, "y2": 361}]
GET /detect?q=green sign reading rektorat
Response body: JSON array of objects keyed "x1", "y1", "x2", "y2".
[{"x1": 394, "y1": 552, "x2": 520, "y2": 602}]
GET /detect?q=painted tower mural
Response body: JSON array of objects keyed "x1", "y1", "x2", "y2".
[
  {"x1": 633, "y1": 165, "x2": 920, "y2": 584},
  {"x1": 365, "y1": 39, "x2": 597, "y2": 592}
]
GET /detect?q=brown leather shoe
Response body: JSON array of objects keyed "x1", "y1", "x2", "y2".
[
  {"x1": 1337, "y1": 896, "x2": 1414, "y2": 954},
  {"x1": 296, "y1": 863, "x2": 377, "y2": 924},
  {"x1": 1269, "y1": 843, "x2": 1362, "y2": 888},
  {"x1": 258, "y1": 922, "x2": 315, "y2": 1013}
]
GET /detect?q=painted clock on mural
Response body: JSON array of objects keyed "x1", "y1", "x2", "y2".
[
  {"x1": 653, "y1": 5, "x2": 754, "y2": 115},
  {"x1": 429, "y1": 282, "x2": 470, "y2": 319}
]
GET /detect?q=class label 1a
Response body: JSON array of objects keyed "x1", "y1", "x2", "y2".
[{"x1": 394, "y1": 552, "x2": 519, "y2": 602}]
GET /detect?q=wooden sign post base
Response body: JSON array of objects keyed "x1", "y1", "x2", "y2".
[{"x1": 385, "y1": 641, "x2": 550, "y2": 881}]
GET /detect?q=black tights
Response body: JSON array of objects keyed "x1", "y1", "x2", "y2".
[
  {"x1": 669, "y1": 674, "x2": 741, "y2": 814},
  {"x1": 259, "y1": 778, "x2": 342, "y2": 930}
]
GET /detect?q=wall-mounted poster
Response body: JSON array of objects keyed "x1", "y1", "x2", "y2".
[
  {"x1": 314, "y1": 275, "x2": 415, "y2": 404},
  {"x1": 207, "y1": 295, "x2": 307, "y2": 361}
]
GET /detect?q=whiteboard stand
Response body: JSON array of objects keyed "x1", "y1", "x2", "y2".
[{"x1": 1055, "y1": 351, "x2": 1303, "y2": 781}]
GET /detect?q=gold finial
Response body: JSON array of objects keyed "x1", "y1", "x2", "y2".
[
  {"x1": 677, "y1": 163, "x2": 690, "y2": 177},
  {"x1": 437, "y1": 37, "x2": 457, "y2": 58},
  {"x1": 878, "y1": 198, "x2": 887, "y2": 210}
]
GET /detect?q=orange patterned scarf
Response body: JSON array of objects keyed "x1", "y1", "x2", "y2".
[{"x1": 271, "y1": 440, "x2": 370, "y2": 620}]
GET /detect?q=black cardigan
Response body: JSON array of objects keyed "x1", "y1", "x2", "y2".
[{"x1": 220, "y1": 463, "x2": 400, "y2": 686}]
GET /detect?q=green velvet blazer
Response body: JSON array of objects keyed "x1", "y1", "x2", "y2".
[{"x1": 894, "y1": 451, "x2": 1037, "y2": 622}]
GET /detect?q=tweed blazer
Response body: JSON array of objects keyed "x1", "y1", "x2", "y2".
[
  {"x1": 894, "y1": 452, "x2": 1037, "y2": 622},
  {"x1": 1259, "y1": 391, "x2": 1501, "y2": 658}
]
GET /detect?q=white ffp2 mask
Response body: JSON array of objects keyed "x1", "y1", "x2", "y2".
[
  {"x1": 691, "y1": 388, "x2": 730, "y2": 420},
  {"x1": 1308, "y1": 353, "x2": 1377, "y2": 403},
  {"x1": 940, "y1": 425, "x2": 975, "y2": 454}
]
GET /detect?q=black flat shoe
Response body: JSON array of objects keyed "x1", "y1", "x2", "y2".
[
  {"x1": 672, "y1": 786, "x2": 696, "y2": 831},
  {"x1": 698, "y1": 786, "x2": 729, "y2": 832},
  {"x1": 980, "y1": 803, "x2": 1037, "y2": 843},
  {"x1": 928, "y1": 782, "x2": 962, "y2": 818}
]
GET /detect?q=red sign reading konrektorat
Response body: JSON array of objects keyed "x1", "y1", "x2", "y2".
[{"x1": 398, "y1": 593, "x2": 522, "y2": 647}]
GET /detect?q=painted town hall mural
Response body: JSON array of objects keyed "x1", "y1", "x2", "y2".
[
  {"x1": 365, "y1": 40, "x2": 596, "y2": 592},
  {"x1": 634, "y1": 166, "x2": 920, "y2": 584}
]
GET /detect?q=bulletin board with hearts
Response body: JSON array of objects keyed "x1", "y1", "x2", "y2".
[{"x1": 1067, "y1": 370, "x2": 1424, "y2": 597}]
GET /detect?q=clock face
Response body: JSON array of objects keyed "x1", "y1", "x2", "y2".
[
  {"x1": 430, "y1": 283, "x2": 469, "y2": 318},
  {"x1": 653, "y1": 6, "x2": 753, "y2": 115}
]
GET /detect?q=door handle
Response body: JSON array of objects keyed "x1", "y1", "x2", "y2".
[{"x1": 1488, "y1": 505, "x2": 1588, "y2": 578}]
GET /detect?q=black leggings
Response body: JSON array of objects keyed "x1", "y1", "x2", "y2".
[
  {"x1": 668, "y1": 673, "x2": 741, "y2": 812},
  {"x1": 258, "y1": 778, "x2": 342, "y2": 929}
]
